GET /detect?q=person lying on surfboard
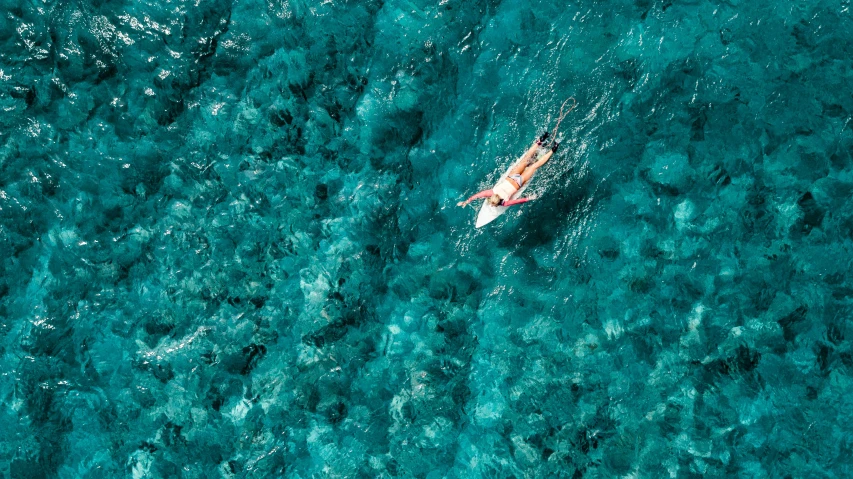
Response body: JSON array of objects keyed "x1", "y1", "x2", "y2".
[{"x1": 456, "y1": 132, "x2": 560, "y2": 208}]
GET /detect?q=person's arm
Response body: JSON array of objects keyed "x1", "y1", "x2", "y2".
[
  {"x1": 502, "y1": 196, "x2": 533, "y2": 207},
  {"x1": 457, "y1": 189, "x2": 493, "y2": 207}
]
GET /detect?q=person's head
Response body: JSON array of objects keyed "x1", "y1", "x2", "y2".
[{"x1": 488, "y1": 194, "x2": 502, "y2": 206}]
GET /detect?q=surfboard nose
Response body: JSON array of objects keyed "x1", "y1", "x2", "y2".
[{"x1": 475, "y1": 204, "x2": 503, "y2": 228}]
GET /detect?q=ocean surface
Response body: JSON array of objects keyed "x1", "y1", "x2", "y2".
[{"x1": 2, "y1": 0, "x2": 853, "y2": 477}]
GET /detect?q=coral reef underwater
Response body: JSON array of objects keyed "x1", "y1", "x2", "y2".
[{"x1": 2, "y1": 0, "x2": 853, "y2": 476}]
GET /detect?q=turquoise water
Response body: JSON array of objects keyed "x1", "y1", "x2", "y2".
[{"x1": 2, "y1": 0, "x2": 853, "y2": 476}]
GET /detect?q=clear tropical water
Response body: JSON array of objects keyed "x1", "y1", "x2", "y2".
[{"x1": 2, "y1": 0, "x2": 853, "y2": 476}]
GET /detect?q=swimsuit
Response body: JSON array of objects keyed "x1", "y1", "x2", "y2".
[
  {"x1": 508, "y1": 174, "x2": 524, "y2": 187},
  {"x1": 493, "y1": 178, "x2": 520, "y2": 201}
]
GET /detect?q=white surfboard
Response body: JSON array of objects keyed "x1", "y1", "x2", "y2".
[{"x1": 474, "y1": 156, "x2": 534, "y2": 228}]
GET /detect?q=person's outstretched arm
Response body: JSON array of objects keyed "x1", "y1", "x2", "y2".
[
  {"x1": 457, "y1": 189, "x2": 494, "y2": 207},
  {"x1": 502, "y1": 195, "x2": 535, "y2": 207}
]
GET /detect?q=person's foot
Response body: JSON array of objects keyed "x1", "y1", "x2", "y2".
[
  {"x1": 551, "y1": 141, "x2": 561, "y2": 152},
  {"x1": 537, "y1": 131, "x2": 550, "y2": 145}
]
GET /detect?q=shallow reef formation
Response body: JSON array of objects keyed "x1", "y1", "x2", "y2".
[{"x1": 2, "y1": 0, "x2": 853, "y2": 477}]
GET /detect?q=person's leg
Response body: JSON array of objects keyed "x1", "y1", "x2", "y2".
[
  {"x1": 509, "y1": 156, "x2": 530, "y2": 176},
  {"x1": 511, "y1": 136, "x2": 546, "y2": 175},
  {"x1": 520, "y1": 149, "x2": 554, "y2": 184}
]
